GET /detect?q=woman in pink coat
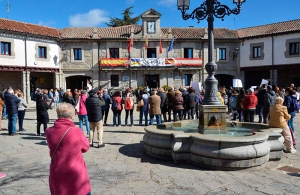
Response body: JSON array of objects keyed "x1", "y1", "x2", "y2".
[
  {"x1": 76, "y1": 90, "x2": 90, "y2": 136},
  {"x1": 46, "y1": 103, "x2": 91, "y2": 195}
]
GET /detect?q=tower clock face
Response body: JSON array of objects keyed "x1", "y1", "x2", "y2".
[{"x1": 147, "y1": 21, "x2": 155, "y2": 33}]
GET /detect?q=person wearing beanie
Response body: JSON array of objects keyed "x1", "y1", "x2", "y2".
[{"x1": 242, "y1": 88, "x2": 258, "y2": 122}]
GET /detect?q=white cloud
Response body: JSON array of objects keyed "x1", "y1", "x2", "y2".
[
  {"x1": 38, "y1": 20, "x2": 56, "y2": 27},
  {"x1": 158, "y1": 0, "x2": 176, "y2": 7},
  {"x1": 69, "y1": 9, "x2": 109, "y2": 27}
]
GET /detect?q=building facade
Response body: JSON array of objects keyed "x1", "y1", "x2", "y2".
[{"x1": 0, "y1": 8, "x2": 299, "y2": 103}]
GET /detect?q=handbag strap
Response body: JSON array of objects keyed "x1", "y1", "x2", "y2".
[{"x1": 51, "y1": 127, "x2": 72, "y2": 160}]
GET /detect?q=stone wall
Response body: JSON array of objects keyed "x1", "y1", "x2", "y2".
[{"x1": 0, "y1": 71, "x2": 22, "y2": 90}]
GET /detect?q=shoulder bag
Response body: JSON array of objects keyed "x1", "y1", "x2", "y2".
[{"x1": 51, "y1": 127, "x2": 72, "y2": 160}]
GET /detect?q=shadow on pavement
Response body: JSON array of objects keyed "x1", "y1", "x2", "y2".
[
  {"x1": 287, "y1": 173, "x2": 300, "y2": 177},
  {"x1": 22, "y1": 136, "x2": 46, "y2": 141},
  {"x1": 118, "y1": 141, "x2": 203, "y2": 171},
  {"x1": 105, "y1": 130, "x2": 145, "y2": 134}
]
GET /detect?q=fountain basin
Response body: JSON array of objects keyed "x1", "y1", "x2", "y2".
[{"x1": 143, "y1": 121, "x2": 284, "y2": 170}]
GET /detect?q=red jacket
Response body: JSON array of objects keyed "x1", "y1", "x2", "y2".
[
  {"x1": 242, "y1": 93, "x2": 258, "y2": 110},
  {"x1": 112, "y1": 96, "x2": 123, "y2": 110},
  {"x1": 46, "y1": 119, "x2": 91, "y2": 195}
]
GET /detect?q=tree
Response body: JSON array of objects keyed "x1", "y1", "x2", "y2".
[{"x1": 106, "y1": 6, "x2": 141, "y2": 27}]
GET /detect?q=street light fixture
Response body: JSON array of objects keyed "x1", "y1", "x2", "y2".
[{"x1": 177, "y1": 0, "x2": 245, "y2": 105}]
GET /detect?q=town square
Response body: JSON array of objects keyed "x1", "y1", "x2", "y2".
[{"x1": 1, "y1": 0, "x2": 300, "y2": 194}]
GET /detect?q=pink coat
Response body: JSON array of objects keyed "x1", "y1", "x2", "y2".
[
  {"x1": 46, "y1": 118, "x2": 91, "y2": 195},
  {"x1": 77, "y1": 94, "x2": 88, "y2": 115}
]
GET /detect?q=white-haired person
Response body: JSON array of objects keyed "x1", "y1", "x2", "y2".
[
  {"x1": 269, "y1": 97, "x2": 296, "y2": 153},
  {"x1": 45, "y1": 103, "x2": 91, "y2": 195}
]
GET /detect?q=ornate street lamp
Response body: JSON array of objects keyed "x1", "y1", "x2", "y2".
[{"x1": 177, "y1": 0, "x2": 245, "y2": 105}]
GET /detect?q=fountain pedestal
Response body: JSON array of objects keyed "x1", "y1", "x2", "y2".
[{"x1": 199, "y1": 105, "x2": 228, "y2": 134}]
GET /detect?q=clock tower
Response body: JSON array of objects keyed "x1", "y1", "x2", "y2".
[{"x1": 141, "y1": 8, "x2": 162, "y2": 37}]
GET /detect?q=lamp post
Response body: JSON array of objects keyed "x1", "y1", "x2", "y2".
[{"x1": 177, "y1": 0, "x2": 245, "y2": 105}]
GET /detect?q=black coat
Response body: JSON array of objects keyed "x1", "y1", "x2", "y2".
[
  {"x1": 157, "y1": 92, "x2": 167, "y2": 113},
  {"x1": 86, "y1": 95, "x2": 102, "y2": 122},
  {"x1": 36, "y1": 99, "x2": 49, "y2": 123},
  {"x1": 186, "y1": 93, "x2": 197, "y2": 109}
]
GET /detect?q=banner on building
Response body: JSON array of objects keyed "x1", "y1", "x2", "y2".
[
  {"x1": 174, "y1": 58, "x2": 202, "y2": 66},
  {"x1": 130, "y1": 58, "x2": 171, "y2": 67},
  {"x1": 100, "y1": 58, "x2": 130, "y2": 67}
]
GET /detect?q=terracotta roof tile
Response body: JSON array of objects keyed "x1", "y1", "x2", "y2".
[
  {"x1": 0, "y1": 18, "x2": 60, "y2": 38},
  {"x1": 1, "y1": 17, "x2": 299, "y2": 40},
  {"x1": 60, "y1": 25, "x2": 142, "y2": 39},
  {"x1": 237, "y1": 19, "x2": 300, "y2": 38}
]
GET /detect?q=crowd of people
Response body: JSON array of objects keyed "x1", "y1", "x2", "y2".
[
  {"x1": 0, "y1": 83, "x2": 299, "y2": 150},
  {"x1": 0, "y1": 83, "x2": 299, "y2": 194}
]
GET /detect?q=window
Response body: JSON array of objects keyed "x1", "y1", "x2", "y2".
[
  {"x1": 109, "y1": 48, "x2": 119, "y2": 58},
  {"x1": 290, "y1": 42, "x2": 299, "y2": 55},
  {"x1": 74, "y1": 48, "x2": 82, "y2": 60},
  {"x1": 147, "y1": 48, "x2": 156, "y2": 58},
  {"x1": 184, "y1": 48, "x2": 193, "y2": 58},
  {"x1": 185, "y1": 74, "x2": 192, "y2": 86},
  {"x1": 219, "y1": 48, "x2": 226, "y2": 60},
  {"x1": 38, "y1": 46, "x2": 47, "y2": 58},
  {"x1": 111, "y1": 75, "x2": 119, "y2": 87},
  {"x1": 253, "y1": 46, "x2": 261, "y2": 58},
  {"x1": 1, "y1": 42, "x2": 11, "y2": 55}
]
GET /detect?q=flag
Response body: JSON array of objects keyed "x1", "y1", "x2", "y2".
[
  {"x1": 127, "y1": 36, "x2": 133, "y2": 52},
  {"x1": 168, "y1": 37, "x2": 174, "y2": 52},
  {"x1": 159, "y1": 39, "x2": 162, "y2": 54},
  {"x1": 144, "y1": 36, "x2": 148, "y2": 50}
]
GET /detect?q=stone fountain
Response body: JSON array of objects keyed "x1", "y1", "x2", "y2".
[{"x1": 143, "y1": 0, "x2": 285, "y2": 170}]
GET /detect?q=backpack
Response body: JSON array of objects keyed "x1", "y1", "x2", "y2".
[
  {"x1": 125, "y1": 97, "x2": 133, "y2": 110},
  {"x1": 291, "y1": 98, "x2": 299, "y2": 111},
  {"x1": 112, "y1": 99, "x2": 118, "y2": 109}
]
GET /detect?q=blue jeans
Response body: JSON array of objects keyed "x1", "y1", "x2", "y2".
[
  {"x1": 8, "y1": 113, "x2": 18, "y2": 135},
  {"x1": 113, "y1": 110, "x2": 121, "y2": 126},
  {"x1": 2, "y1": 107, "x2": 7, "y2": 118},
  {"x1": 256, "y1": 104, "x2": 264, "y2": 123},
  {"x1": 125, "y1": 109, "x2": 134, "y2": 125},
  {"x1": 139, "y1": 111, "x2": 148, "y2": 126},
  {"x1": 237, "y1": 108, "x2": 243, "y2": 122},
  {"x1": 78, "y1": 115, "x2": 90, "y2": 135},
  {"x1": 288, "y1": 112, "x2": 295, "y2": 132},
  {"x1": 18, "y1": 110, "x2": 26, "y2": 130},
  {"x1": 149, "y1": 114, "x2": 161, "y2": 125}
]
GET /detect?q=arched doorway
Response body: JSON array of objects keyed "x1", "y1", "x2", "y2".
[
  {"x1": 66, "y1": 76, "x2": 91, "y2": 91},
  {"x1": 215, "y1": 74, "x2": 234, "y2": 88}
]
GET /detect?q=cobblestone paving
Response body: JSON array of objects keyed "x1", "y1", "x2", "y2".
[{"x1": 0, "y1": 105, "x2": 300, "y2": 195}]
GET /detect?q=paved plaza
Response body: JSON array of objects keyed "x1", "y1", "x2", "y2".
[{"x1": 1, "y1": 104, "x2": 300, "y2": 195}]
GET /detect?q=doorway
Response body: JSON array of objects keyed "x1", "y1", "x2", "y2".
[
  {"x1": 145, "y1": 74, "x2": 160, "y2": 89},
  {"x1": 66, "y1": 76, "x2": 91, "y2": 91}
]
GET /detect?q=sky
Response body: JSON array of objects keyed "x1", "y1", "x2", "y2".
[{"x1": 0, "y1": 0, "x2": 299, "y2": 30}]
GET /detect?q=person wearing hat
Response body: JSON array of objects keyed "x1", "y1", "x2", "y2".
[
  {"x1": 242, "y1": 88, "x2": 258, "y2": 122},
  {"x1": 86, "y1": 89, "x2": 105, "y2": 148}
]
